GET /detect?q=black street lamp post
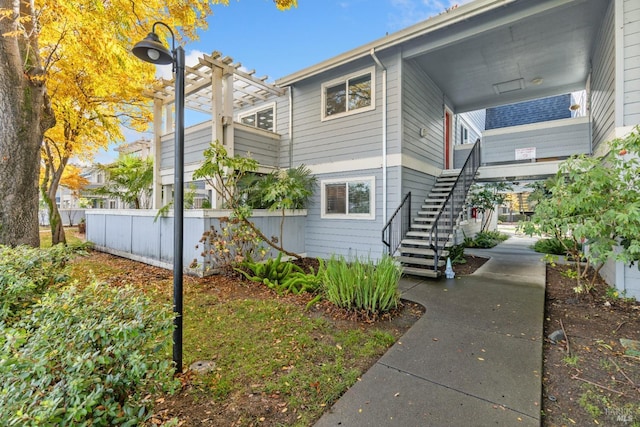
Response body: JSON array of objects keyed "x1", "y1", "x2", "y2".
[{"x1": 132, "y1": 22, "x2": 185, "y2": 373}]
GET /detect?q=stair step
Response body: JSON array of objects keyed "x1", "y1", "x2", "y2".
[
  {"x1": 410, "y1": 223, "x2": 433, "y2": 229},
  {"x1": 397, "y1": 256, "x2": 446, "y2": 266},
  {"x1": 421, "y1": 202, "x2": 448, "y2": 208},
  {"x1": 399, "y1": 247, "x2": 436, "y2": 256},
  {"x1": 403, "y1": 232, "x2": 453, "y2": 241},
  {"x1": 400, "y1": 239, "x2": 433, "y2": 247},
  {"x1": 416, "y1": 211, "x2": 440, "y2": 217},
  {"x1": 402, "y1": 267, "x2": 440, "y2": 278},
  {"x1": 398, "y1": 246, "x2": 450, "y2": 257}
]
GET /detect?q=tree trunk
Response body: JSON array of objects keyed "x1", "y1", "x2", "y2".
[
  {"x1": 0, "y1": 2, "x2": 55, "y2": 247},
  {"x1": 41, "y1": 146, "x2": 68, "y2": 245}
]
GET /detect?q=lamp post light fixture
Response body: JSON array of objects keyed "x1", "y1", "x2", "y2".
[{"x1": 132, "y1": 22, "x2": 185, "y2": 373}]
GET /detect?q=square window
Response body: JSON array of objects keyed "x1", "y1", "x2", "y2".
[
  {"x1": 321, "y1": 177, "x2": 375, "y2": 219},
  {"x1": 321, "y1": 68, "x2": 375, "y2": 120}
]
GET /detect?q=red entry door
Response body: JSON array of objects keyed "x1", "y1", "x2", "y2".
[{"x1": 444, "y1": 110, "x2": 452, "y2": 169}]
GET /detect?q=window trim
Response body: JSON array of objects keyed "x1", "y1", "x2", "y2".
[
  {"x1": 320, "y1": 176, "x2": 376, "y2": 220},
  {"x1": 321, "y1": 67, "x2": 376, "y2": 121},
  {"x1": 460, "y1": 124, "x2": 469, "y2": 144},
  {"x1": 237, "y1": 102, "x2": 276, "y2": 132}
]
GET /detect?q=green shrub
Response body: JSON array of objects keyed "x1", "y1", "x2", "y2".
[
  {"x1": 0, "y1": 282, "x2": 177, "y2": 426},
  {"x1": 464, "y1": 231, "x2": 509, "y2": 249},
  {"x1": 448, "y1": 245, "x2": 466, "y2": 264},
  {"x1": 533, "y1": 237, "x2": 572, "y2": 255},
  {"x1": 322, "y1": 254, "x2": 401, "y2": 315},
  {"x1": 0, "y1": 245, "x2": 75, "y2": 323},
  {"x1": 237, "y1": 253, "x2": 326, "y2": 297}
]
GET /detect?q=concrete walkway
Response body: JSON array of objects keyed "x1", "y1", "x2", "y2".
[{"x1": 314, "y1": 233, "x2": 545, "y2": 427}]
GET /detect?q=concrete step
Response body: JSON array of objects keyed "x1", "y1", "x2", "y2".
[
  {"x1": 402, "y1": 234, "x2": 453, "y2": 244},
  {"x1": 402, "y1": 266, "x2": 440, "y2": 278},
  {"x1": 420, "y1": 203, "x2": 448, "y2": 210},
  {"x1": 400, "y1": 238, "x2": 434, "y2": 247},
  {"x1": 397, "y1": 256, "x2": 446, "y2": 267},
  {"x1": 398, "y1": 246, "x2": 449, "y2": 257},
  {"x1": 410, "y1": 223, "x2": 434, "y2": 229},
  {"x1": 441, "y1": 169, "x2": 461, "y2": 177},
  {"x1": 416, "y1": 211, "x2": 440, "y2": 217},
  {"x1": 399, "y1": 246, "x2": 435, "y2": 256}
]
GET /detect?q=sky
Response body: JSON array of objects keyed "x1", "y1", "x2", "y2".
[{"x1": 104, "y1": 0, "x2": 469, "y2": 162}]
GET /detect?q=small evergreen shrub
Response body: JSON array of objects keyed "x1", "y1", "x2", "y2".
[
  {"x1": 322, "y1": 254, "x2": 401, "y2": 315},
  {"x1": 464, "y1": 231, "x2": 509, "y2": 248},
  {"x1": 448, "y1": 245, "x2": 466, "y2": 264},
  {"x1": 0, "y1": 282, "x2": 176, "y2": 426},
  {"x1": 533, "y1": 237, "x2": 572, "y2": 255},
  {"x1": 0, "y1": 245, "x2": 73, "y2": 323}
]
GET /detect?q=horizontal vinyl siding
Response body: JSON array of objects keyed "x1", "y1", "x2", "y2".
[
  {"x1": 482, "y1": 118, "x2": 591, "y2": 164},
  {"x1": 160, "y1": 123, "x2": 212, "y2": 170},
  {"x1": 305, "y1": 168, "x2": 385, "y2": 260},
  {"x1": 591, "y1": 1, "x2": 615, "y2": 151},
  {"x1": 625, "y1": 0, "x2": 640, "y2": 126},
  {"x1": 455, "y1": 110, "x2": 485, "y2": 147},
  {"x1": 288, "y1": 50, "x2": 402, "y2": 168},
  {"x1": 276, "y1": 94, "x2": 292, "y2": 168},
  {"x1": 234, "y1": 125, "x2": 279, "y2": 167},
  {"x1": 401, "y1": 167, "x2": 436, "y2": 220},
  {"x1": 402, "y1": 59, "x2": 444, "y2": 169},
  {"x1": 454, "y1": 145, "x2": 475, "y2": 169}
]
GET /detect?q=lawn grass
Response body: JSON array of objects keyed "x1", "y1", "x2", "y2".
[
  {"x1": 68, "y1": 254, "x2": 399, "y2": 426},
  {"x1": 39, "y1": 227, "x2": 85, "y2": 248}
]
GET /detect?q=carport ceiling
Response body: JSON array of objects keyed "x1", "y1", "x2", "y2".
[{"x1": 407, "y1": 0, "x2": 610, "y2": 113}]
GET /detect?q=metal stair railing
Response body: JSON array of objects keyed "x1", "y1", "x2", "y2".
[
  {"x1": 429, "y1": 140, "x2": 481, "y2": 271},
  {"x1": 382, "y1": 192, "x2": 411, "y2": 255}
]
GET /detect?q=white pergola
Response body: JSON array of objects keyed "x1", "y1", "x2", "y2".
[
  {"x1": 147, "y1": 50, "x2": 286, "y2": 144},
  {"x1": 146, "y1": 50, "x2": 286, "y2": 209}
]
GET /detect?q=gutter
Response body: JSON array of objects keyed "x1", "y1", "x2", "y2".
[
  {"x1": 370, "y1": 48, "x2": 388, "y2": 224},
  {"x1": 277, "y1": 0, "x2": 514, "y2": 87},
  {"x1": 288, "y1": 86, "x2": 293, "y2": 168}
]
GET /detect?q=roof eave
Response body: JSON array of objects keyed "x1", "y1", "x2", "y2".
[{"x1": 275, "y1": 0, "x2": 515, "y2": 87}]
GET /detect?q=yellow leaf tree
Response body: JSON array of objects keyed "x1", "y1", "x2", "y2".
[{"x1": 1, "y1": 0, "x2": 297, "y2": 247}]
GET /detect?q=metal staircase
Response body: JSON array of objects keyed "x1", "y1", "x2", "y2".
[{"x1": 382, "y1": 141, "x2": 481, "y2": 278}]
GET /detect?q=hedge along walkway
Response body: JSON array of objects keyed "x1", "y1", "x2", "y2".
[{"x1": 315, "y1": 232, "x2": 545, "y2": 426}]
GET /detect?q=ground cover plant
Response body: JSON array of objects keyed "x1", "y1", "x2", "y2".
[{"x1": 0, "y1": 244, "x2": 175, "y2": 426}]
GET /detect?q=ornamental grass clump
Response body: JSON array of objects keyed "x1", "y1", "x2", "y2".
[{"x1": 322, "y1": 254, "x2": 401, "y2": 315}]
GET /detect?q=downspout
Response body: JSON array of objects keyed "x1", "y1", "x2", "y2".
[
  {"x1": 370, "y1": 48, "x2": 387, "y2": 223},
  {"x1": 288, "y1": 86, "x2": 293, "y2": 169}
]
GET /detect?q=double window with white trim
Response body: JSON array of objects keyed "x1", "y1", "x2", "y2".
[
  {"x1": 239, "y1": 104, "x2": 275, "y2": 132},
  {"x1": 321, "y1": 177, "x2": 375, "y2": 219},
  {"x1": 321, "y1": 67, "x2": 375, "y2": 120}
]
